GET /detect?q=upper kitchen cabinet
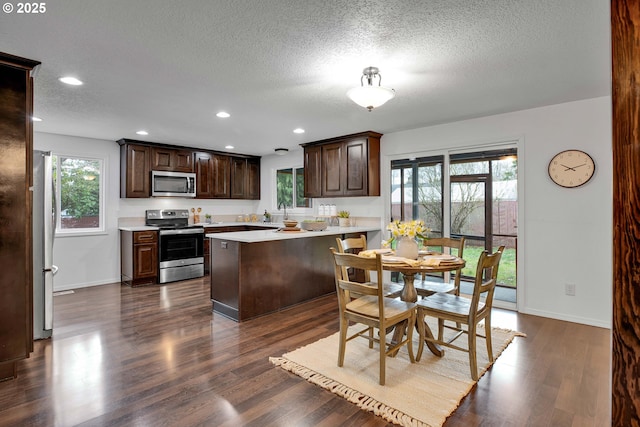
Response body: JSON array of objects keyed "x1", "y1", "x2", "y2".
[
  {"x1": 246, "y1": 158, "x2": 260, "y2": 200},
  {"x1": 301, "y1": 131, "x2": 382, "y2": 198},
  {"x1": 194, "y1": 151, "x2": 215, "y2": 198},
  {"x1": 0, "y1": 52, "x2": 40, "y2": 381},
  {"x1": 304, "y1": 145, "x2": 322, "y2": 198},
  {"x1": 211, "y1": 153, "x2": 231, "y2": 198},
  {"x1": 231, "y1": 157, "x2": 260, "y2": 200},
  {"x1": 118, "y1": 141, "x2": 151, "y2": 198},
  {"x1": 151, "y1": 147, "x2": 194, "y2": 172},
  {"x1": 118, "y1": 139, "x2": 260, "y2": 199}
]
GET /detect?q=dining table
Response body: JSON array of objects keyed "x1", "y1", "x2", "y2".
[{"x1": 358, "y1": 249, "x2": 466, "y2": 357}]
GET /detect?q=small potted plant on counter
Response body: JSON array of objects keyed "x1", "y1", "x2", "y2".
[
  {"x1": 337, "y1": 210, "x2": 350, "y2": 227},
  {"x1": 204, "y1": 213, "x2": 212, "y2": 224}
]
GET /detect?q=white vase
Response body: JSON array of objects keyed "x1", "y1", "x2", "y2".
[
  {"x1": 395, "y1": 236, "x2": 419, "y2": 259},
  {"x1": 338, "y1": 217, "x2": 350, "y2": 227}
]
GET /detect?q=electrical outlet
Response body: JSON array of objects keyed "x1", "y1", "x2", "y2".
[{"x1": 565, "y1": 283, "x2": 576, "y2": 296}]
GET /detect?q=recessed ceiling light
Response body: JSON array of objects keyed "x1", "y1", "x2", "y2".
[
  {"x1": 32, "y1": 116, "x2": 42, "y2": 122},
  {"x1": 225, "y1": 145, "x2": 234, "y2": 149},
  {"x1": 216, "y1": 112, "x2": 231, "y2": 118},
  {"x1": 293, "y1": 128, "x2": 305, "y2": 134},
  {"x1": 136, "y1": 130, "x2": 149, "y2": 136},
  {"x1": 59, "y1": 76, "x2": 83, "y2": 86}
]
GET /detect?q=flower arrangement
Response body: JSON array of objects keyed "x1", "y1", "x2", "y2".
[{"x1": 383, "y1": 219, "x2": 430, "y2": 247}]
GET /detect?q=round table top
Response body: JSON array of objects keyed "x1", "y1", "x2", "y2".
[{"x1": 380, "y1": 253, "x2": 465, "y2": 274}]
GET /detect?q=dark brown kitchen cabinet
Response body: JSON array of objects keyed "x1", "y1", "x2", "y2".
[
  {"x1": 0, "y1": 52, "x2": 40, "y2": 381},
  {"x1": 118, "y1": 139, "x2": 260, "y2": 199},
  {"x1": 203, "y1": 225, "x2": 275, "y2": 275},
  {"x1": 212, "y1": 154, "x2": 232, "y2": 198},
  {"x1": 246, "y1": 158, "x2": 260, "y2": 200},
  {"x1": 304, "y1": 145, "x2": 322, "y2": 198},
  {"x1": 231, "y1": 158, "x2": 260, "y2": 199},
  {"x1": 301, "y1": 131, "x2": 382, "y2": 198},
  {"x1": 231, "y1": 158, "x2": 247, "y2": 199},
  {"x1": 120, "y1": 230, "x2": 158, "y2": 287},
  {"x1": 194, "y1": 151, "x2": 215, "y2": 198},
  {"x1": 120, "y1": 143, "x2": 151, "y2": 198},
  {"x1": 151, "y1": 147, "x2": 194, "y2": 172}
]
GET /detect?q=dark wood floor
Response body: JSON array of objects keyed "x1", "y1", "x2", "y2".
[{"x1": 0, "y1": 279, "x2": 610, "y2": 426}]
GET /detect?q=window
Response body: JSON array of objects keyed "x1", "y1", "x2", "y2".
[
  {"x1": 276, "y1": 167, "x2": 310, "y2": 208},
  {"x1": 53, "y1": 155, "x2": 104, "y2": 234},
  {"x1": 391, "y1": 156, "x2": 444, "y2": 236}
]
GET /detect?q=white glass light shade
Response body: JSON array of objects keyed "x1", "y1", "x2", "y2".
[{"x1": 347, "y1": 85, "x2": 395, "y2": 111}]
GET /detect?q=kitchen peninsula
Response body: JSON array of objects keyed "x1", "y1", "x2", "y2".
[{"x1": 208, "y1": 225, "x2": 381, "y2": 321}]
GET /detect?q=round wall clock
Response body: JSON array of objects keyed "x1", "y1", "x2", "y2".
[{"x1": 547, "y1": 149, "x2": 595, "y2": 188}]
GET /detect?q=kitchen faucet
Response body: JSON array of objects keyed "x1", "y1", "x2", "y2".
[{"x1": 278, "y1": 202, "x2": 288, "y2": 220}]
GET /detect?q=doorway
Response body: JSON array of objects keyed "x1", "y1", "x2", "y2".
[
  {"x1": 450, "y1": 150, "x2": 518, "y2": 306},
  {"x1": 390, "y1": 148, "x2": 518, "y2": 307}
]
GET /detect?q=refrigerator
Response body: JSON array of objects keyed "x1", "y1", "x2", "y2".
[{"x1": 32, "y1": 150, "x2": 57, "y2": 340}]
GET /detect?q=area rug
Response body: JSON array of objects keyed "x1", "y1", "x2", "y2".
[{"x1": 270, "y1": 321, "x2": 525, "y2": 427}]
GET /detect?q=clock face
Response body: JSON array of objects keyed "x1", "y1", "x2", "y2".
[{"x1": 548, "y1": 150, "x2": 595, "y2": 188}]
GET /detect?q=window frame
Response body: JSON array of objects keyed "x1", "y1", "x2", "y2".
[
  {"x1": 274, "y1": 165, "x2": 312, "y2": 212},
  {"x1": 53, "y1": 153, "x2": 106, "y2": 237}
]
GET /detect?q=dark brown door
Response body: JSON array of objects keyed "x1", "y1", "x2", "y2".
[
  {"x1": 174, "y1": 150, "x2": 194, "y2": 172},
  {"x1": 194, "y1": 152, "x2": 214, "y2": 198},
  {"x1": 124, "y1": 144, "x2": 150, "y2": 197},
  {"x1": 246, "y1": 159, "x2": 260, "y2": 200},
  {"x1": 212, "y1": 154, "x2": 231, "y2": 198},
  {"x1": 304, "y1": 145, "x2": 322, "y2": 198},
  {"x1": 322, "y1": 142, "x2": 344, "y2": 197},
  {"x1": 134, "y1": 244, "x2": 157, "y2": 279},
  {"x1": 0, "y1": 53, "x2": 40, "y2": 380},
  {"x1": 344, "y1": 139, "x2": 368, "y2": 196},
  {"x1": 231, "y1": 158, "x2": 247, "y2": 199},
  {"x1": 151, "y1": 147, "x2": 174, "y2": 170}
]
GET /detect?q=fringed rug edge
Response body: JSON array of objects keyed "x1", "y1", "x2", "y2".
[{"x1": 269, "y1": 356, "x2": 433, "y2": 427}]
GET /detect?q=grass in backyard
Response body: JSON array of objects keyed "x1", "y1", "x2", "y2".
[{"x1": 459, "y1": 245, "x2": 516, "y2": 288}]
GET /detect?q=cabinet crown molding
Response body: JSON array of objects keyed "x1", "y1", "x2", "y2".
[{"x1": 299, "y1": 130, "x2": 383, "y2": 147}]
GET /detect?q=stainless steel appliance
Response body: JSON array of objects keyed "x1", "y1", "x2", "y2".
[
  {"x1": 145, "y1": 209, "x2": 204, "y2": 283},
  {"x1": 32, "y1": 151, "x2": 57, "y2": 340},
  {"x1": 151, "y1": 171, "x2": 196, "y2": 197}
]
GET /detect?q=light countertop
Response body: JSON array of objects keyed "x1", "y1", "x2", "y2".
[
  {"x1": 118, "y1": 223, "x2": 278, "y2": 231},
  {"x1": 118, "y1": 226, "x2": 159, "y2": 231},
  {"x1": 206, "y1": 226, "x2": 380, "y2": 243}
]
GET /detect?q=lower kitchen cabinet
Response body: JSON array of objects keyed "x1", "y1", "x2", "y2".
[
  {"x1": 120, "y1": 230, "x2": 158, "y2": 286},
  {"x1": 203, "y1": 225, "x2": 274, "y2": 275}
]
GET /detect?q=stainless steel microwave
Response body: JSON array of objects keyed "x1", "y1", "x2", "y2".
[{"x1": 151, "y1": 171, "x2": 196, "y2": 197}]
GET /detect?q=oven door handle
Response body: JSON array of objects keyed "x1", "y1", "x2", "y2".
[{"x1": 159, "y1": 228, "x2": 204, "y2": 236}]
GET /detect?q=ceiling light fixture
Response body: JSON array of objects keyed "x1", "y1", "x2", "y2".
[
  {"x1": 216, "y1": 111, "x2": 231, "y2": 118},
  {"x1": 274, "y1": 148, "x2": 289, "y2": 156},
  {"x1": 346, "y1": 66, "x2": 395, "y2": 112},
  {"x1": 59, "y1": 76, "x2": 83, "y2": 86},
  {"x1": 293, "y1": 128, "x2": 305, "y2": 134}
]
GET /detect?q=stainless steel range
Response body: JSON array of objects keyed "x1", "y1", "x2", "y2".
[{"x1": 145, "y1": 209, "x2": 204, "y2": 283}]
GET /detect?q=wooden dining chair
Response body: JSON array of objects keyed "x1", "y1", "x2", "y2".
[
  {"x1": 416, "y1": 246, "x2": 504, "y2": 381},
  {"x1": 330, "y1": 248, "x2": 417, "y2": 385},
  {"x1": 414, "y1": 237, "x2": 466, "y2": 298},
  {"x1": 335, "y1": 235, "x2": 403, "y2": 298}
]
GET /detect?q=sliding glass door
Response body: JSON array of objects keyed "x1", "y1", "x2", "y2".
[{"x1": 391, "y1": 148, "x2": 517, "y2": 306}]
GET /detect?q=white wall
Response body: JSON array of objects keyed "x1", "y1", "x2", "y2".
[
  {"x1": 35, "y1": 96, "x2": 612, "y2": 327},
  {"x1": 34, "y1": 133, "x2": 261, "y2": 290},
  {"x1": 33, "y1": 133, "x2": 122, "y2": 290},
  {"x1": 382, "y1": 96, "x2": 612, "y2": 328}
]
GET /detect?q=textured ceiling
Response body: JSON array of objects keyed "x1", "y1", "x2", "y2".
[{"x1": 0, "y1": 0, "x2": 610, "y2": 156}]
